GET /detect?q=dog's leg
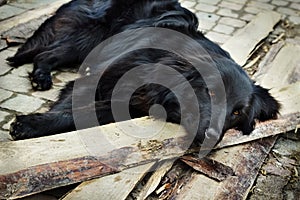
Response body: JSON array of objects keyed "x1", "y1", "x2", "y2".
[
  {"x1": 6, "y1": 18, "x2": 56, "y2": 67},
  {"x1": 30, "y1": 43, "x2": 81, "y2": 90}
]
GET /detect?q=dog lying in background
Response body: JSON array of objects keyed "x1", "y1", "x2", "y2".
[{"x1": 8, "y1": 0, "x2": 280, "y2": 146}]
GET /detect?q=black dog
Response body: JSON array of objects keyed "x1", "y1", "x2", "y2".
[{"x1": 8, "y1": 0, "x2": 280, "y2": 146}]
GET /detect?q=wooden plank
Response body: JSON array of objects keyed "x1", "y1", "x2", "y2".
[
  {"x1": 181, "y1": 156, "x2": 234, "y2": 182},
  {"x1": 177, "y1": 137, "x2": 277, "y2": 200},
  {"x1": 217, "y1": 112, "x2": 300, "y2": 149},
  {"x1": 212, "y1": 137, "x2": 278, "y2": 200},
  {"x1": 0, "y1": 117, "x2": 189, "y2": 199},
  {"x1": 222, "y1": 11, "x2": 281, "y2": 66},
  {"x1": 176, "y1": 173, "x2": 219, "y2": 200},
  {"x1": 271, "y1": 83, "x2": 300, "y2": 116},
  {"x1": 62, "y1": 163, "x2": 155, "y2": 200},
  {"x1": 136, "y1": 160, "x2": 175, "y2": 200},
  {"x1": 255, "y1": 41, "x2": 300, "y2": 89},
  {"x1": 0, "y1": 0, "x2": 71, "y2": 34}
]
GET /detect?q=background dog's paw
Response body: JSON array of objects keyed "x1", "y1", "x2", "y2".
[
  {"x1": 9, "y1": 116, "x2": 36, "y2": 140},
  {"x1": 31, "y1": 70, "x2": 52, "y2": 91},
  {"x1": 6, "y1": 56, "x2": 22, "y2": 68}
]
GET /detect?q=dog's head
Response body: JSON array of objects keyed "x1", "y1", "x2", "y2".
[
  {"x1": 226, "y1": 84, "x2": 280, "y2": 135},
  {"x1": 194, "y1": 59, "x2": 281, "y2": 145}
]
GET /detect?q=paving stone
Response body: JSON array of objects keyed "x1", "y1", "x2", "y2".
[
  {"x1": 197, "y1": 0, "x2": 221, "y2": 5},
  {"x1": 9, "y1": 0, "x2": 56, "y2": 9},
  {"x1": 0, "y1": 74, "x2": 31, "y2": 93},
  {"x1": 244, "y1": 6, "x2": 263, "y2": 14},
  {"x1": 0, "y1": 5, "x2": 25, "y2": 21},
  {"x1": 291, "y1": 3, "x2": 300, "y2": 11},
  {"x1": 219, "y1": 1, "x2": 244, "y2": 11},
  {"x1": 0, "y1": 39, "x2": 7, "y2": 51},
  {"x1": 0, "y1": 110, "x2": 10, "y2": 122},
  {"x1": 198, "y1": 20, "x2": 216, "y2": 31},
  {"x1": 205, "y1": 31, "x2": 231, "y2": 45},
  {"x1": 254, "y1": 0, "x2": 271, "y2": 2},
  {"x1": 0, "y1": 130, "x2": 11, "y2": 142},
  {"x1": 11, "y1": 64, "x2": 32, "y2": 77},
  {"x1": 240, "y1": 13, "x2": 256, "y2": 22},
  {"x1": 226, "y1": 0, "x2": 248, "y2": 4},
  {"x1": 1, "y1": 94, "x2": 45, "y2": 114},
  {"x1": 0, "y1": 65, "x2": 11, "y2": 76},
  {"x1": 180, "y1": 0, "x2": 196, "y2": 9},
  {"x1": 289, "y1": 15, "x2": 300, "y2": 24},
  {"x1": 248, "y1": 1, "x2": 275, "y2": 10},
  {"x1": 32, "y1": 86, "x2": 61, "y2": 101},
  {"x1": 195, "y1": 3, "x2": 218, "y2": 13},
  {"x1": 271, "y1": 0, "x2": 289, "y2": 6},
  {"x1": 0, "y1": 49, "x2": 14, "y2": 76},
  {"x1": 213, "y1": 24, "x2": 235, "y2": 35},
  {"x1": 277, "y1": 7, "x2": 299, "y2": 16},
  {"x1": 55, "y1": 71, "x2": 80, "y2": 83},
  {"x1": 0, "y1": 89, "x2": 13, "y2": 103},
  {"x1": 196, "y1": 12, "x2": 220, "y2": 22},
  {"x1": 2, "y1": 118, "x2": 14, "y2": 130},
  {"x1": 219, "y1": 17, "x2": 247, "y2": 28},
  {"x1": 217, "y1": 8, "x2": 239, "y2": 18}
]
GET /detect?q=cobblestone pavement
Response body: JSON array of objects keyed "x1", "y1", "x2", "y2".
[
  {"x1": 0, "y1": 0, "x2": 299, "y2": 199},
  {"x1": 0, "y1": 0, "x2": 299, "y2": 139}
]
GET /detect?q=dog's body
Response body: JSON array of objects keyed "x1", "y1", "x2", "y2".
[{"x1": 8, "y1": 0, "x2": 280, "y2": 145}]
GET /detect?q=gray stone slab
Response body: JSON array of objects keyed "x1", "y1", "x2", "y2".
[
  {"x1": 0, "y1": 110, "x2": 9, "y2": 122},
  {"x1": 0, "y1": 130, "x2": 11, "y2": 142},
  {"x1": 0, "y1": 49, "x2": 15, "y2": 76},
  {"x1": 2, "y1": 118, "x2": 14, "y2": 130},
  {"x1": 55, "y1": 72, "x2": 80, "y2": 83},
  {"x1": 10, "y1": 0, "x2": 56, "y2": 9},
  {"x1": 11, "y1": 64, "x2": 32, "y2": 77},
  {"x1": 0, "y1": 89, "x2": 13, "y2": 102},
  {"x1": 1, "y1": 94, "x2": 45, "y2": 113},
  {"x1": 0, "y1": 74, "x2": 31, "y2": 93},
  {"x1": 0, "y1": 5, "x2": 25, "y2": 21},
  {"x1": 0, "y1": 39, "x2": 7, "y2": 51},
  {"x1": 32, "y1": 86, "x2": 60, "y2": 101}
]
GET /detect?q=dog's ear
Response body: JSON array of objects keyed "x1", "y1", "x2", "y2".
[{"x1": 252, "y1": 85, "x2": 280, "y2": 121}]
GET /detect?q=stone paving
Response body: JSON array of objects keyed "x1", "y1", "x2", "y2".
[{"x1": 0, "y1": 0, "x2": 299, "y2": 139}]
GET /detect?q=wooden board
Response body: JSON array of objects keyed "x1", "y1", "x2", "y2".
[
  {"x1": 177, "y1": 137, "x2": 277, "y2": 200},
  {"x1": 271, "y1": 83, "x2": 300, "y2": 116},
  {"x1": 136, "y1": 160, "x2": 175, "y2": 200},
  {"x1": 222, "y1": 11, "x2": 281, "y2": 66},
  {"x1": 255, "y1": 41, "x2": 300, "y2": 89},
  {"x1": 0, "y1": 117, "x2": 189, "y2": 199},
  {"x1": 217, "y1": 112, "x2": 300, "y2": 148},
  {"x1": 62, "y1": 162, "x2": 155, "y2": 200}
]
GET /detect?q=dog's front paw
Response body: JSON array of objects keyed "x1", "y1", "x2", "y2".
[
  {"x1": 10, "y1": 116, "x2": 36, "y2": 140},
  {"x1": 30, "y1": 69, "x2": 52, "y2": 91}
]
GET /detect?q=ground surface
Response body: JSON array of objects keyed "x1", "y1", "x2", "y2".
[{"x1": 0, "y1": 0, "x2": 299, "y2": 199}]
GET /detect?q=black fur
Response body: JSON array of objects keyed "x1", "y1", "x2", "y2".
[{"x1": 8, "y1": 0, "x2": 280, "y2": 145}]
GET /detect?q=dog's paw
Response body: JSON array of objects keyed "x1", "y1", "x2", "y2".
[
  {"x1": 31, "y1": 69, "x2": 52, "y2": 91},
  {"x1": 6, "y1": 56, "x2": 22, "y2": 68},
  {"x1": 9, "y1": 116, "x2": 36, "y2": 140}
]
